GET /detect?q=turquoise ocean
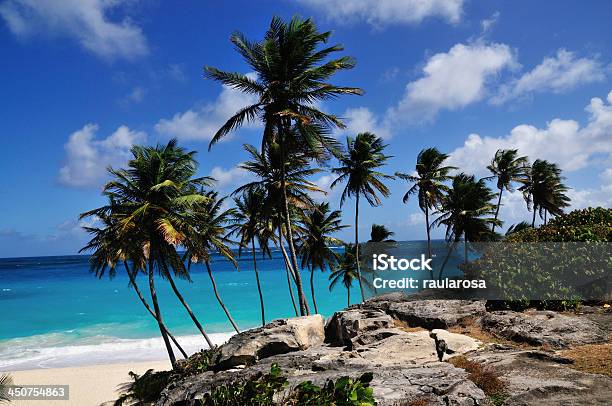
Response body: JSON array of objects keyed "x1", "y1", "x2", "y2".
[{"x1": 0, "y1": 241, "x2": 462, "y2": 370}]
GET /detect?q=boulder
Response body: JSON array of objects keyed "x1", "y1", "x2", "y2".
[
  {"x1": 325, "y1": 308, "x2": 395, "y2": 347},
  {"x1": 480, "y1": 310, "x2": 608, "y2": 348},
  {"x1": 383, "y1": 300, "x2": 486, "y2": 329},
  {"x1": 212, "y1": 315, "x2": 324, "y2": 370}
]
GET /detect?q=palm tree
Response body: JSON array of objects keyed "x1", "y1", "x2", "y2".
[
  {"x1": 520, "y1": 160, "x2": 571, "y2": 227},
  {"x1": 0, "y1": 373, "x2": 12, "y2": 404},
  {"x1": 80, "y1": 213, "x2": 189, "y2": 358},
  {"x1": 234, "y1": 143, "x2": 323, "y2": 315},
  {"x1": 331, "y1": 132, "x2": 393, "y2": 302},
  {"x1": 297, "y1": 202, "x2": 347, "y2": 314},
  {"x1": 206, "y1": 16, "x2": 362, "y2": 315},
  {"x1": 368, "y1": 224, "x2": 395, "y2": 242},
  {"x1": 329, "y1": 244, "x2": 373, "y2": 307},
  {"x1": 228, "y1": 189, "x2": 274, "y2": 326},
  {"x1": 505, "y1": 221, "x2": 532, "y2": 236},
  {"x1": 395, "y1": 148, "x2": 455, "y2": 263},
  {"x1": 80, "y1": 139, "x2": 213, "y2": 367},
  {"x1": 486, "y1": 149, "x2": 529, "y2": 232},
  {"x1": 185, "y1": 191, "x2": 241, "y2": 333},
  {"x1": 433, "y1": 173, "x2": 500, "y2": 279}
]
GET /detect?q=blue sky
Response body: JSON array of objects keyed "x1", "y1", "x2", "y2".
[{"x1": 0, "y1": 0, "x2": 610, "y2": 258}]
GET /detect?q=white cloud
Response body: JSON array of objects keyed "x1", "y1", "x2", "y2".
[
  {"x1": 447, "y1": 90, "x2": 612, "y2": 176},
  {"x1": 312, "y1": 174, "x2": 338, "y2": 202},
  {"x1": 0, "y1": 0, "x2": 148, "y2": 60},
  {"x1": 480, "y1": 11, "x2": 500, "y2": 34},
  {"x1": 155, "y1": 75, "x2": 259, "y2": 141},
  {"x1": 492, "y1": 49, "x2": 605, "y2": 104},
  {"x1": 297, "y1": 0, "x2": 465, "y2": 26},
  {"x1": 406, "y1": 212, "x2": 425, "y2": 226},
  {"x1": 209, "y1": 165, "x2": 252, "y2": 189},
  {"x1": 567, "y1": 168, "x2": 612, "y2": 209},
  {"x1": 119, "y1": 86, "x2": 146, "y2": 106},
  {"x1": 387, "y1": 42, "x2": 516, "y2": 123},
  {"x1": 336, "y1": 107, "x2": 392, "y2": 139},
  {"x1": 59, "y1": 124, "x2": 146, "y2": 187}
]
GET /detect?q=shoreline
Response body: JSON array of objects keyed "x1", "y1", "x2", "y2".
[{"x1": 10, "y1": 360, "x2": 172, "y2": 406}]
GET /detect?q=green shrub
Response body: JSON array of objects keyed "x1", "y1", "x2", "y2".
[
  {"x1": 199, "y1": 364, "x2": 377, "y2": 406},
  {"x1": 177, "y1": 349, "x2": 217, "y2": 376},
  {"x1": 114, "y1": 369, "x2": 173, "y2": 405}
]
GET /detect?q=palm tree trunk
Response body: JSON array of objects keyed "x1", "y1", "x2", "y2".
[
  {"x1": 278, "y1": 121, "x2": 310, "y2": 316},
  {"x1": 148, "y1": 257, "x2": 176, "y2": 368},
  {"x1": 532, "y1": 207, "x2": 537, "y2": 227},
  {"x1": 544, "y1": 210, "x2": 547, "y2": 225},
  {"x1": 205, "y1": 261, "x2": 240, "y2": 333},
  {"x1": 492, "y1": 187, "x2": 503, "y2": 232},
  {"x1": 310, "y1": 266, "x2": 319, "y2": 314},
  {"x1": 438, "y1": 240, "x2": 458, "y2": 280},
  {"x1": 251, "y1": 238, "x2": 266, "y2": 326},
  {"x1": 355, "y1": 193, "x2": 365, "y2": 302},
  {"x1": 165, "y1": 271, "x2": 215, "y2": 349},
  {"x1": 347, "y1": 286, "x2": 350, "y2": 308},
  {"x1": 425, "y1": 205, "x2": 433, "y2": 279},
  {"x1": 124, "y1": 262, "x2": 188, "y2": 359},
  {"x1": 464, "y1": 234, "x2": 468, "y2": 264},
  {"x1": 278, "y1": 225, "x2": 299, "y2": 316}
]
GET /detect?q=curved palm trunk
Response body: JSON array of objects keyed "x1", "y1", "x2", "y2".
[
  {"x1": 278, "y1": 225, "x2": 299, "y2": 316},
  {"x1": 355, "y1": 194, "x2": 365, "y2": 302},
  {"x1": 425, "y1": 205, "x2": 433, "y2": 279},
  {"x1": 251, "y1": 238, "x2": 266, "y2": 326},
  {"x1": 310, "y1": 266, "x2": 319, "y2": 314},
  {"x1": 205, "y1": 261, "x2": 240, "y2": 333},
  {"x1": 278, "y1": 122, "x2": 310, "y2": 316},
  {"x1": 532, "y1": 207, "x2": 537, "y2": 227},
  {"x1": 165, "y1": 271, "x2": 215, "y2": 349},
  {"x1": 148, "y1": 257, "x2": 176, "y2": 368},
  {"x1": 124, "y1": 263, "x2": 188, "y2": 359},
  {"x1": 544, "y1": 210, "x2": 547, "y2": 225},
  {"x1": 347, "y1": 286, "x2": 350, "y2": 308},
  {"x1": 492, "y1": 187, "x2": 503, "y2": 232},
  {"x1": 438, "y1": 240, "x2": 458, "y2": 280}
]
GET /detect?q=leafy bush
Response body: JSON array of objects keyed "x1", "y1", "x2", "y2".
[
  {"x1": 199, "y1": 364, "x2": 377, "y2": 406},
  {"x1": 177, "y1": 349, "x2": 217, "y2": 376},
  {"x1": 115, "y1": 369, "x2": 174, "y2": 405},
  {"x1": 464, "y1": 207, "x2": 611, "y2": 310}
]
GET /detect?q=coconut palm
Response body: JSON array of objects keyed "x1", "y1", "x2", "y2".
[
  {"x1": 520, "y1": 160, "x2": 570, "y2": 227},
  {"x1": 486, "y1": 149, "x2": 529, "y2": 231},
  {"x1": 184, "y1": 191, "x2": 241, "y2": 333},
  {"x1": 395, "y1": 148, "x2": 455, "y2": 262},
  {"x1": 505, "y1": 221, "x2": 532, "y2": 236},
  {"x1": 433, "y1": 174, "x2": 500, "y2": 278},
  {"x1": 206, "y1": 16, "x2": 362, "y2": 315},
  {"x1": 331, "y1": 132, "x2": 393, "y2": 302},
  {"x1": 329, "y1": 244, "x2": 373, "y2": 307},
  {"x1": 80, "y1": 213, "x2": 188, "y2": 358},
  {"x1": 297, "y1": 202, "x2": 347, "y2": 314},
  {"x1": 228, "y1": 189, "x2": 274, "y2": 326},
  {"x1": 80, "y1": 139, "x2": 213, "y2": 367},
  {"x1": 368, "y1": 224, "x2": 395, "y2": 242},
  {"x1": 0, "y1": 373, "x2": 12, "y2": 404},
  {"x1": 234, "y1": 143, "x2": 323, "y2": 315}
]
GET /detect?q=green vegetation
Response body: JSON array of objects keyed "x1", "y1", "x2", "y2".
[
  {"x1": 115, "y1": 369, "x2": 174, "y2": 406},
  {"x1": 199, "y1": 364, "x2": 377, "y2": 406},
  {"x1": 0, "y1": 373, "x2": 13, "y2": 404}
]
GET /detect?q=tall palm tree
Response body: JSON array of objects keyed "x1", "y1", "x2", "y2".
[
  {"x1": 206, "y1": 16, "x2": 362, "y2": 315},
  {"x1": 234, "y1": 143, "x2": 323, "y2": 315},
  {"x1": 368, "y1": 224, "x2": 395, "y2": 242},
  {"x1": 486, "y1": 149, "x2": 529, "y2": 232},
  {"x1": 185, "y1": 191, "x2": 241, "y2": 333},
  {"x1": 395, "y1": 148, "x2": 455, "y2": 262},
  {"x1": 0, "y1": 373, "x2": 12, "y2": 404},
  {"x1": 520, "y1": 160, "x2": 571, "y2": 227},
  {"x1": 80, "y1": 139, "x2": 212, "y2": 367},
  {"x1": 228, "y1": 189, "x2": 274, "y2": 326},
  {"x1": 80, "y1": 213, "x2": 188, "y2": 358},
  {"x1": 331, "y1": 132, "x2": 393, "y2": 302},
  {"x1": 433, "y1": 173, "x2": 500, "y2": 278},
  {"x1": 297, "y1": 202, "x2": 347, "y2": 314}
]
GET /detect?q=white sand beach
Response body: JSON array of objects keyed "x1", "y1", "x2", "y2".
[{"x1": 10, "y1": 360, "x2": 171, "y2": 406}]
